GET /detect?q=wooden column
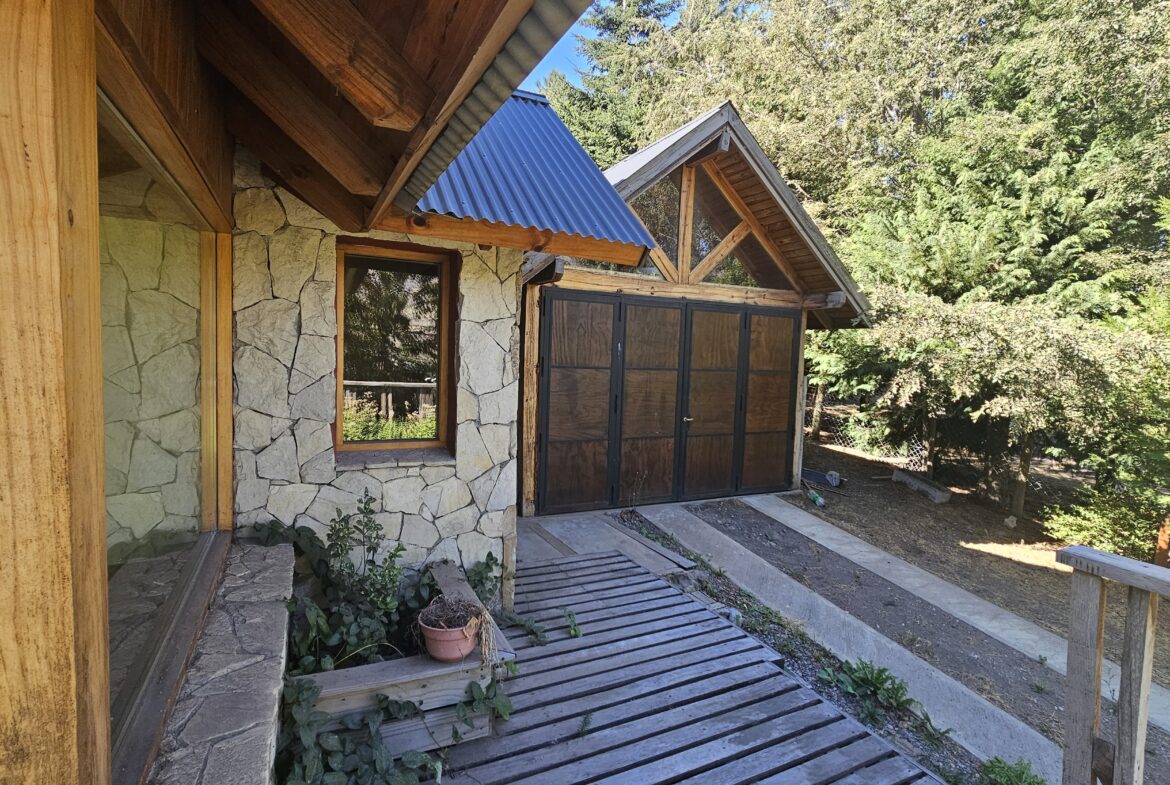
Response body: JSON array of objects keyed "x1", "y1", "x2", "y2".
[
  {"x1": 676, "y1": 165, "x2": 696, "y2": 282},
  {"x1": 1116, "y1": 587, "x2": 1159, "y2": 784},
  {"x1": 0, "y1": 2, "x2": 110, "y2": 784},
  {"x1": 1062, "y1": 571, "x2": 1106, "y2": 785}
]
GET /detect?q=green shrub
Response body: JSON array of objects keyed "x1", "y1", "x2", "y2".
[
  {"x1": 342, "y1": 396, "x2": 437, "y2": 442},
  {"x1": 1044, "y1": 485, "x2": 1169, "y2": 561},
  {"x1": 979, "y1": 757, "x2": 1045, "y2": 785}
]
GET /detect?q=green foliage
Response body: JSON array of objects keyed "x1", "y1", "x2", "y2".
[
  {"x1": 465, "y1": 552, "x2": 502, "y2": 605},
  {"x1": 456, "y1": 679, "x2": 513, "y2": 725},
  {"x1": 342, "y1": 397, "x2": 437, "y2": 442},
  {"x1": 276, "y1": 679, "x2": 441, "y2": 785},
  {"x1": 818, "y1": 659, "x2": 917, "y2": 723},
  {"x1": 496, "y1": 609, "x2": 548, "y2": 645},
  {"x1": 914, "y1": 709, "x2": 954, "y2": 748},
  {"x1": 1045, "y1": 486, "x2": 1170, "y2": 561},
  {"x1": 258, "y1": 490, "x2": 408, "y2": 676},
  {"x1": 562, "y1": 608, "x2": 583, "y2": 638},
  {"x1": 979, "y1": 757, "x2": 1046, "y2": 785}
]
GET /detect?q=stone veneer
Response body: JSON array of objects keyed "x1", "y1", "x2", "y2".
[
  {"x1": 101, "y1": 213, "x2": 204, "y2": 562},
  {"x1": 149, "y1": 543, "x2": 294, "y2": 785},
  {"x1": 231, "y1": 149, "x2": 520, "y2": 573}
]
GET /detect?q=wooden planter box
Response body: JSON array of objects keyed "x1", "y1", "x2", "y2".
[{"x1": 296, "y1": 563, "x2": 514, "y2": 754}]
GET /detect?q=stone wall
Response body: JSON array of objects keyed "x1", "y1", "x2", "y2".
[
  {"x1": 101, "y1": 213, "x2": 204, "y2": 563},
  {"x1": 231, "y1": 150, "x2": 521, "y2": 572}
]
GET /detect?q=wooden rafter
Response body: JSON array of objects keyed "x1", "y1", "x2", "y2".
[
  {"x1": 249, "y1": 0, "x2": 433, "y2": 130},
  {"x1": 649, "y1": 247, "x2": 680, "y2": 283},
  {"x1": 197, "y1": 0, "x2": 388, "y2": 196},
  {"x1": 701, "y1": 160, "x2": 805, "y2": 293},
  {"x1": 549, "y1": 266, "x2": 809, "y2": 309},
  {"x1": 691, "y1": 219, "x2": 750, "y2": 283},
  {"x1": 365, "y1": 0, "x2": 534, "y2": 228},
  {"x1": 226, "y1": 96, "x2": 367, "y2": 232},
  {"x1": 376, "y1": 213, "x2": 647, "y2": 266},
  {"x1": 676, "y1": 165, "x2": 697, "y2": 282}
]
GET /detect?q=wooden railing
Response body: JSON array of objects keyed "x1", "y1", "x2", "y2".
[{"x1": 1059, "y1": 545, "x2": 1168, "y2": 785}]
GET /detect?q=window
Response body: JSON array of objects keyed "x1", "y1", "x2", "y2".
[{"x1": 336, "y1": 242, "x2": 456, "y2": 451}]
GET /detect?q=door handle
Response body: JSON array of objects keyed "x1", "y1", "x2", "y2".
[{"x1": 682, "y1": 416, "x2": 694, "y2": 423}]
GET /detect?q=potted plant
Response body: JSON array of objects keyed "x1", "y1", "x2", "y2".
[{"x1": 418, "y1": 594, "x2": 483, "y2": 662}]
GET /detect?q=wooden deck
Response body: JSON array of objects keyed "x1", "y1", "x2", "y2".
[{"x1": 446, "y1": 551, "x2": 944, "y2": 784}]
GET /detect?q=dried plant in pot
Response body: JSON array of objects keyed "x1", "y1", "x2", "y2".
[{"x1": 418, "y1": 594, "x2": 484, "y2": 662}]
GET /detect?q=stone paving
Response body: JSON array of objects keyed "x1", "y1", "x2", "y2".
[{"x1": 149, "y1": 542, "x2": 293, "y2": 785}]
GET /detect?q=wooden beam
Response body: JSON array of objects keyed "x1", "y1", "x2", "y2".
[
  {"x1": 215, "y1": 233, "x2": 235, "y2": 529},
  {"x1": 521, "y1": 284, "x2": 541, "y2": 519},
  {"x1": 226, "y1": 95, "x2": 367, "y2": 232},
  {"x1": 1116, "y1": 587, "x2": 1158, "y2": 784},
  {"x1": 676, "y1": 165, "x2": 697, "y2": 282},
  {"x1": 376, "y1": 213, "x2": 647, "y2": 266},
  {"x1": 691, "y1": 219, "x2": 750, "y2": 283},
  {"x1": 649, "y1": 247, "x2": 681, "y2": 283},
  {"x1": 249, "y1": 0, "x2": 433, "y2": 130},
  {"x1": 1, "y1": 3, "x2": 109, "y2": 785},
  {"x1": 96, "y1": 7, "x2": 232, "y2": 231},
  {"x1": 365, "y1": 0, "x2": 533, "y2": 228},
  {"x1": 198, "y1": 0, "x2": 388, "y2": 197},
  {"x1": 1062, "y1": 570, "x2": 1106, "y2": 785},
  {"x1": 549, "y1": 266, "x2": 806, "y2": 309},
  {"x1": 792, "y1": 311, "x2": 809, "y2": 488},
  {"x1": 199, "y1": 233, "x2": 218, "y2": 533},
  {"x1": 802, "y1": 291, "x2": 848, "y2": 311},
  {"x1": 702, "y1": 160, "x2": 805, "y2": 293}
]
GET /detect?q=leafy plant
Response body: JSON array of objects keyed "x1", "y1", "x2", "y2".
[
  {"x1": 466, "y1": 551, "x2": 502, "y2": 604},
  {"x1": 455, "y1": 678, "x2": 513, "y2": 727},
  {"x1": 818, "y1": 659, "x2": 916, "y2": 713},
  {"x1": 576, "y1": 712, "x2": 593, "y2": 738},
  {"x1": 979, "y1": 757, "x2": 1046, "y2": 785},
  {"x1": 276, "y1": 678, "x2": 440, "y2": 785},
  {"x1": 258, "y1": 490, "x2": 409, "y2": 676},
  {"x1": 914, "y1": 710, "x2": 953, "y2": 748},
  {"x1": 496, "y1": 609, "x2": 547, "y2": 644},
  {"x1": 563, "y1": 608, "x2": 582, "y2": 638}
]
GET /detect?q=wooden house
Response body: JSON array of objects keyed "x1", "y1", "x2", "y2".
[{"x1": 519, "y1": 102, "x2": 868, "y2": 516}]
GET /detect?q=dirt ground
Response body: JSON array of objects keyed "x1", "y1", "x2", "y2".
[{"x1": 796, "y1": 442, "x2": 1170, "y2": 687}]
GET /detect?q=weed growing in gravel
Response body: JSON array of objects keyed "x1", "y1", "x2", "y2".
[{"x1": 979, "y1": 757, "x2": 1046, "y2": 785}]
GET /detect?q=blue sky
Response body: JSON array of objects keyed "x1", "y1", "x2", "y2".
[{"x1": 520, "y1": 20, "x2": 592, "y2": 93}]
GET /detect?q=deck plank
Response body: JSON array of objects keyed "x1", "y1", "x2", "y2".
[{"x1": 456, "y1": 552, "x2": 943, "y2": 784}]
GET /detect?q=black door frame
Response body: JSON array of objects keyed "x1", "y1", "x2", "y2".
[{"x1": 536, "y1": 286, "x2": 801, "y2": 514}]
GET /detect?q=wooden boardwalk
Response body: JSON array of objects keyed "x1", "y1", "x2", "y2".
[{"x1": 446, "y1": 551, "x2": 944, "y2": 784}]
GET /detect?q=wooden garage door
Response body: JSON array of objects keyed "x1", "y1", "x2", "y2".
[{"x1": 537, "y1": 289, "x2": 799, "y2": 514}]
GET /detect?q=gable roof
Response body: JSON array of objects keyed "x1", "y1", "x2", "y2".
[
  {"x1": 416, "y1": 92, "x2": 655, "y2": 253},
  {"x1": 606, "y1": 102, "x2": 869, "y2": 328}
]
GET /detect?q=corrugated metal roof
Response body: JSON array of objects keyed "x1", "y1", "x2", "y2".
[
  {"x1": 397, "y1": 0, "x2": 594, "y2": 210},
  {"x1": 416, "y1": 91, "x2": 655, "y2": 249}
]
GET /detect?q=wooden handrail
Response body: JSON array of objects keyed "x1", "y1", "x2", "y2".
[{"x1": 1059, "y1": 545, "x2": 1165, "y2": 785}]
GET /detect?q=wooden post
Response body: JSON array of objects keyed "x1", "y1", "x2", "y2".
[
  {"x1": 1115, "y1": 587, "x2": 1158, "y2": 784},
  {"x1": 676, "y1": 165, "x2": 696, "y2": 282},
  {"x1": 0, "y1": 2, "x2": 110, "y2": 784},
  {"x1": 1062, "y1": 571, "x2": 1107, "y2": 785}
]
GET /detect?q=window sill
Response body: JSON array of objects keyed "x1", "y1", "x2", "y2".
[{"x1": 336, "y1": 446, "x2": 455, "y2": 471}]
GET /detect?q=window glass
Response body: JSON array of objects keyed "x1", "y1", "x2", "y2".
[
  {"x1": 99, "y1": 109, "x2": 204, "y2": 723},
  {"x1": 342, "y1": 254, "x2": 442, "y2": 443},
  {"x1": 630, "y1": 175, "x2": 680, "y2": 263}
]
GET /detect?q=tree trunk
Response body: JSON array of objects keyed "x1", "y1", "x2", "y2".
[
  {"x1": 923, "y1": 413, "x2": 939, "y2": 480},
  {"x1": 809, "y1": 384, "x2": 826, "y2": 441},
  {"x1": 1010, "y1": 432, "x2": 1035, "y2": 520}
]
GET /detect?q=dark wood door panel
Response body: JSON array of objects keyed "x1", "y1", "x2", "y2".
[
  {"x1": 545, "y1": 440, "x2": 610, "y2": 508},
  {"x1": 626, "y1": 305, "x2": 681, "y2": 368},
  {"x1": 619, "y1": 438, "x2": 675, "y2": 503},
  {"x1": 686, "y1": 370, "x2": 738, "y2": 435},
  {"x1": 547, "y1": 368, "x2": 611, "y2": 441},
  {"x1": 688, "y1": 310, "x2": 740, "y2": 369},
  {"x1": 550, "y1": 299, "x2": 613, "y2": 368},
  {"x1": 742, "y1": 432, "x2": 790, "y2": 489},
  {"x1": 749, "y1": 313, "x2": 794, "y2": 371},
  {"x1": 745, "y1": 372, "x2": 793, "y2": 433},
  {"x1": 684, "y1": 434, "x2": 736, "y2": 496},
  {"x1": 623, "y1": 369, "x2": 678, "y2": 438}
]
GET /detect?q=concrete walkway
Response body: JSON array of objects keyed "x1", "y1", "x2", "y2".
[
  {"x1": 638, "y1": 501, "x2": 1064, "y2": 784},
  {"x1": 738, "y1": 493, "x2": 1170, "y2": 736}
]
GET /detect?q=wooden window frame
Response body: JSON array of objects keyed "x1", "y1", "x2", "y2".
[{"x1": 335, "y1": 239, "x2": 459, "y2": 454}]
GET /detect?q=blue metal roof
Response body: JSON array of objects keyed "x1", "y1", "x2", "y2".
[{"x1": 416, "y1": 91, "x2": 655, "y2": 250}]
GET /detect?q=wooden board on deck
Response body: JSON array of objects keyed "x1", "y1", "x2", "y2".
[{"x1": 445, "y1": 553, "x2": 946, "y2": 785}]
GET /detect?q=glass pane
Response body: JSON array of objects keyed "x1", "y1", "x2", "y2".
[
  {"x1": 630, "y1": 175, "x2": 680, "y2": 262},
  {"x1": 99, "y1": 107, "x2": 203, "y2": 721},
  {"x1": 342, "y1": 256, "x2": 441, "y2": 442},
  {"x1": 708, "y1": 233, "x2": 761, "y2": 287}
]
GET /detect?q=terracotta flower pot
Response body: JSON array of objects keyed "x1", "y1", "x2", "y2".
[{"x1": 420, "y1": 617, "x2": 480, "y2": 662}]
